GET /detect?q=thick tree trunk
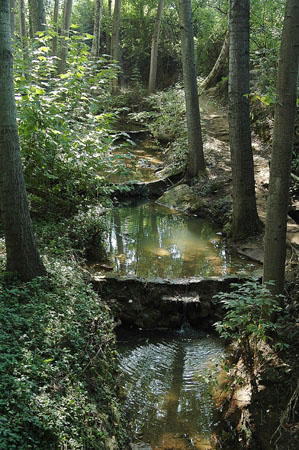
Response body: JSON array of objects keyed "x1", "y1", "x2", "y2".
[
  {"x1": 28, "y1": 0, "x2": 46, "y2": 37},
  {"x1": 91, "y1": 0, "x2": 103, "y2": 57},
  {"x1": 228, "y1": 0, "x2": 261, "y2": 238},
  {"x1": 57, "y1": 0, "x2": 73, "y2": 74},
  {"x1": 263, "y1": 0, "x2": 299, "y2": 296},
  {"x1": 148, "y1": 0, "x2": 164, "y2": 93},
  {"x1": 111, "y1": 0, "x2": 122, "y2": 92},
  {"x1": 0, "y1": 0, "x2": 45, "y2": 280},
  {"x1": 52, "y1": 0, "x2": 60, "y2": 56},
  {"x1": 178, "y1": 0, "x2": 206, "y2": 179},
  {"x1": 201, "y1": 31, "x2": 229, "y2": 90}
]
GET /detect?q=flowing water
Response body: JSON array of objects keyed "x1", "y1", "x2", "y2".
[
  {"x1": 108, "y1": 138, "x2": 164, "y2": 183},
  {"x1": 102, "y1": 103, "x2": 257, "y2": 448},
  {"x1": 93, "y1": 201, "x2": 257, "y2": 278},
  {"x1": 117, "y1": 329, "x2": 224, "y2": 449}
]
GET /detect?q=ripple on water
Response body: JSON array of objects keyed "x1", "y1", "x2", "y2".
[{"x1": 117, "y1": 332, "x2": 225, "y2": 448}]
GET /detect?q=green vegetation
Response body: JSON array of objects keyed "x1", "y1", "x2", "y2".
[
  {"x1": 214, "y1": 280, "x2": 282, "y2": 344},
  {"x1": 0, "y1": 0, "x2": 298, "y2": 449},
  {"x1": 214, "y1": 279, "x2": 287, "y2": 391},
  {"x1": 15, "y1": 31, "x2": 135, "y2": 216},
  {"x1": 0, "y1": 219, "x2": 128, "y2": 449}
]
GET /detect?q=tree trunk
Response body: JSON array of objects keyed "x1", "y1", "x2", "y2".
[
  {"x1": 18, "y1": 0, "x2": 29, "y2": 78},
  {"x1": 52, "y1": 0, "x2": 60, "y2": 56},
  {"x1": 57, "y1": 0, "x2": 73, "y2": 74},
  {"x1": 111, "y1": 0, "x2": 122, "y2": 92},
  {"x1": 148, "y1": 0, "x2": 164, "y2": 93},
  {"x1": 263, "y1": 0, "x2": 299, "y2": 296},
  {"x1": 201, "y1": 31, "x2": 229, "y2": 90},
  {"x1": 228, "y1": 0, "x2": 261, "y2": 238},
  {"x1": 178, "y1": 0, "x2": 206, "y2": 179},
  {"x1": 91, "y1": 0, "x2": 103, "y2": 57},
  {"x1": 28, "y1": 0, "x2": 46, "y2": 37},
  {"x1": 0, "y1": 0, "x2": 45, "y2": 280},
  {"x1": 19, "y1": 0, "x2": 27, "y2": 41},
  {"x1": 9, "y1": 0, "x2": 16, "y2": 40},
  {"x1": 106, "y1": 0, "x2": 112, "y2": 55}
]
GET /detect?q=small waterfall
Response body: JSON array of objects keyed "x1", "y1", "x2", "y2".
[{"x1": 177, "y1": 297, "x2": 202, "y2": 336}]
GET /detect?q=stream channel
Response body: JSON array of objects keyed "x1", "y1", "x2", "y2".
[
  {"x1": 117, "y1": 329, "x2": 224, "y2": 450},
  {"x1": 97, "y1": 106, "x2": 258, "y2": 450}
]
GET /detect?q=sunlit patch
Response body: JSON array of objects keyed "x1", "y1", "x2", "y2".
[{"x1": 153, "y1": 248, "x2": 170, "y2": 257}]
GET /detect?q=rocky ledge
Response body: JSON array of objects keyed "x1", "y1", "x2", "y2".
[{"x1": 92, "y1": 273, "x2": 255, "y2": 330}]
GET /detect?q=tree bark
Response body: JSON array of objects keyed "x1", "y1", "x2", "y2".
[
  {"x1": 18, "y1": 0, "x2": 29, "y2": 78},
  {"x1": 106, "y1": 0, "x2": 112, "y2": 55},
  {"x1": 52, "y1": 0, "x2": 60, "y2": 56},
  {"x1": 57, "y1": 0, "x2": 73, "y2": 74},
  {"x1": 28, "y1": 0, "x2": 46, "y2": 37},
  {"x1": 228, "y1": 0, "x2": 261, "y2": 238},
  {"x1": 19, "y1": 0, "x2": 27, "y2": 41},
  {"x1": 263, "y1": 0, "x2": 299, "y2": 296},
  {"x1": 201, "y1": 31, "x2": 229, "y2": 90},
  {"x1": 111, "y1": 0, "x2": 122, "y2": 92},
  {"x1": 0, "y1": 0, "x2": 45, "y2": 280},
  {"x1": 91, "y1": 0, "x2": 103, "y2": 57},
  {"x1": 9, "y1": 0, "x2": 16, "y2": 40},
  {"x1": 148, "y1": 0, "x2": 164, "y2": 93},
  {"x1": 178, "y1": 0, "x2": 206, "y2": 179}
]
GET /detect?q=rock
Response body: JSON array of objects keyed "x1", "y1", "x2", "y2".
[
  {"x1": 92, "y1": 272, "x2": 248, "y2": 330},
  {"x1": 130, "y1": 443, "x2": 152, "y2": 450},
  {"x1": 105, "y1": 437, "x2": 118, "y2": 450},
  {"x1": 114, "y1": 171, "x2": 183, "y2": 199},
  {"x1": 157, "y1": 184, "x2": 203, "y2": 212}
]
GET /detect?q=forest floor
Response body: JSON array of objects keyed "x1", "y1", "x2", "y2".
[{"x1": 191, "y1": 94, "x2": 299, "y2": 267}]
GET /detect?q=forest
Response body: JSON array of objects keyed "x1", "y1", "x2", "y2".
[{"x1": 0, "y1": 0, "x2": 298, "y2": 449}]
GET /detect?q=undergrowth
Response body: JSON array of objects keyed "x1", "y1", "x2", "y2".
[
  {"x1": 129, "y1": 85, "x2": 189, "y2": 175},
  {"x1": 0, "y1": 214, "x2": 129, "y2": 449}
]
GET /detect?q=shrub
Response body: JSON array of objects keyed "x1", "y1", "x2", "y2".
[
  {"x1": 0, "y1": 261, "x2": 128, "y2": 449},
  {"x1": 14, "y1": 32, "x2": 133, "y2": 216},
  {"x1": 213, "y1": 279, "x2": 286, "y2": 391}
]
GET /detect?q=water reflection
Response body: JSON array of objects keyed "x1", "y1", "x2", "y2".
[
  {"x1": 108, "y1": 139, "x2": 164, "y2": 183},
  {"x1": 118, "y1": 331, "x2": 224, "y2": 449},
  {"x1": 95, "y1": 202, "x2": 254, "y2": 278}
]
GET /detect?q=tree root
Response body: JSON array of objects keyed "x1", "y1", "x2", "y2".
[{"x1": 270, "y1": 377, "x2": 299, "y2": 445}]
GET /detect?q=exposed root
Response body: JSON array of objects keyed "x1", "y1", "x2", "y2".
[{"x1": 270, "y1": 378, "x2": 299, "y2": 446}]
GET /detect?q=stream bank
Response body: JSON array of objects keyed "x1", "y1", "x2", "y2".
[{"x1": 103, "y1": 92, "x2": 299, "y2": 450}]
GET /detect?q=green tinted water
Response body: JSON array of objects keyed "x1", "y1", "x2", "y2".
[
  {"x1": 94, "y1": 201, "x2": 256, "y2": 278},
  {"x1": 108, "y1": 139, "x2": 164, "y2": 183},
  {"x1": 118, "y1": 330, "x2": 224, "y2": 449}
]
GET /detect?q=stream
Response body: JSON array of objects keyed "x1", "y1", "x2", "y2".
[
  {"x1": 102, "y1": 100, "x2": 256, "y2": 449},
  {"x1": 92, "y1": 200, "x2": 257, "y2": 279},
  {"x1": 117, "y1": 329, "x2": 224, "y2": 450}
]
